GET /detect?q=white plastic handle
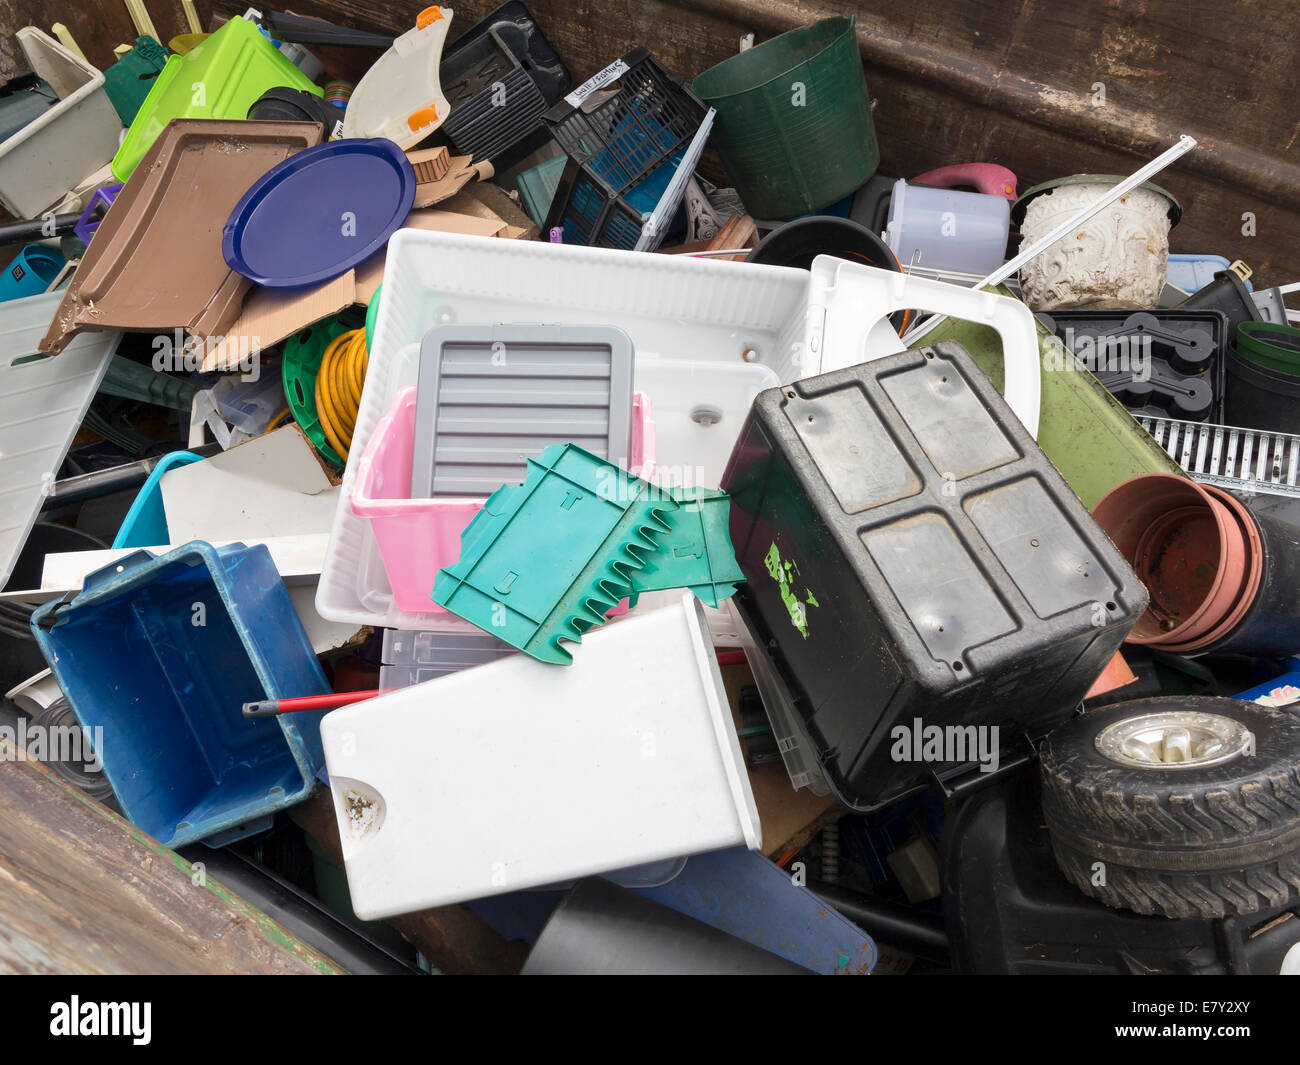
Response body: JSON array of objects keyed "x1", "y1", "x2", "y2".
[{"x1": 809, "y1": 258, "x2": 1042, "y2": 439}]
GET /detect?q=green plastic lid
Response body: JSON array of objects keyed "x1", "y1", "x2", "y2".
[
  {"x1": 1012, "y1": 173, "x2": 1182, "y2": 227},
  {"x1": 112, "y1": 16, "x2": 322, "y2": 182},
  {"x1": 1235, "y1": 321, "x2": 1300, "y2": 374}
]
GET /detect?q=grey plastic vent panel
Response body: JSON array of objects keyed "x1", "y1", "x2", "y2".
[
  {"x1": 1137, "y1": 415, "x2": 1300, "y2": 499},
  {"x1": 411, "y1": 323, "x2": 634, "y2": 498}
]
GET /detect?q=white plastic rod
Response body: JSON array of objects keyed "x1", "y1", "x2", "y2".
[
  {"x1": 123, "y1": 0, "x2": 159, "y2": 42},
  {"x1": 50, "y1": 23, "x2": 86, "y2": 60},
  {"x1": 182, "y1": 0, "x2": 202, "y2": 34},
  {"x1": 903, "y1": 134, "x2": 1199, "y2": 346}
]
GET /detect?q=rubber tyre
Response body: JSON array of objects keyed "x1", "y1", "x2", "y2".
[
  {"x1": 1039, "y1": 696, "x2": 1300, "y2": 919},
  {"x1": 29, "y1": 698, "x2": 115, "y2": 803}
]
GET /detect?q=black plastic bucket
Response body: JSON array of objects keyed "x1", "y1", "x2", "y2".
[
  {"x1": 1224, "y1": 347, "x2": 1300, "y2": 434},
  {"x1": 747, "y1": 215, "x2": 906, "y2": 330},
  {"x1": 1205, "y1": 502, "x2": 1300, "y2": 659},
  {"x1": 247, "y1": 87, "x2": 338, "y2": 128}
]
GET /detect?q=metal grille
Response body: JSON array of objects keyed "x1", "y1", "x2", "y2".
[{"x1": 1138, "y1": 415, "x2": 1300, "y2": 498}]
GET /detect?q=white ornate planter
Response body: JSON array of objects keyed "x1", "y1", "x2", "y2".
[{"x1": 1019, "y1": 184, "x2": 1172, "y2": 310}]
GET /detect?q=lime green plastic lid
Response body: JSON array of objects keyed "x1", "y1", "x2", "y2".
[{"x1": 112, "y1": 16, "x2": 323, "y2": 182}]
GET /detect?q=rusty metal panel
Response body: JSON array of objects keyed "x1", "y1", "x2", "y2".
[
  {"x1": 0, "y1": 741, "x2": 342, "y2": 975},
  {"x1": 191, "y1": 0, "x2": 1297, "y2": 278}
]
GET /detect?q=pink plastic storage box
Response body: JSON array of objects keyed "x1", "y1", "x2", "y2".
[{"x1": 350, "y1": 385, "x2": 656, "y2": 613}]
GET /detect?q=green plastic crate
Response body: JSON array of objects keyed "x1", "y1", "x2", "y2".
[
  {"x1": 103, "y1": 36, "x2": 169, "y2": 127},
  {"x1": 112, "y1": 16, "x2": 322, "y2": 182}
]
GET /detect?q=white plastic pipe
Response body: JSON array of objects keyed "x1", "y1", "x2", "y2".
[
  {"x1": 123, "y1": 0, "x2": 159, "y2": 42},
  {"x1": 902, "y1": 134, "x2": 1199, "y2": 347}
]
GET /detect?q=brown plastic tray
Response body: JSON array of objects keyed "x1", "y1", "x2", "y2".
[{"x1": 40, "y1": 119, "x2": 324, "y2": 355}]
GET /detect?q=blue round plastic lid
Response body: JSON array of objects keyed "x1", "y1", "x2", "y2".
[{"x1": 223, "y1": 138, "x2": 416, "y2": 288}]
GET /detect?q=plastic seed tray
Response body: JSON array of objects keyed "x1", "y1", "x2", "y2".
[{"x1": 1036, "y1": 309, "x2": 1229, "y2": 423}]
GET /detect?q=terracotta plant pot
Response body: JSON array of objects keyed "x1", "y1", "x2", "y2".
[{"x1": 1091, "y1": 474, "x2": 1258, "y2": 652}]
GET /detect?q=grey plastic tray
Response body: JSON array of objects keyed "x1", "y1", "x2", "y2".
[{"x1": 410, "y1": 323, "x2": 634, "y2": 498}]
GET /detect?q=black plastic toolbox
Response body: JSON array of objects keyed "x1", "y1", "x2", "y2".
[{"x1": 721, "y1": 340, "x2": 1147, "y2": 812}]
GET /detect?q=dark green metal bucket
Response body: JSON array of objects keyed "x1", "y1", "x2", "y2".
[{"x1": 692, "y1": 16, "x2": 879, "y2": 219}]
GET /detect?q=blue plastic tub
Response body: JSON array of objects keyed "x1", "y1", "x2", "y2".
[
  {"x1": 111, "y1": 450, "x2": 204, "y2": 548},
  {"x1": 31, "y1": 541, "x2": 330, "y2": 848},
  {"x1": 1167, "y1": 254, "x2": 1252, "y2": 295},
  {"x1": 0, "y1": 243, "x2": 66, "y2": 302}
]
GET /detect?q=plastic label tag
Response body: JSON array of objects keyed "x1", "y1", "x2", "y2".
[
  {"x1": 565, "y1": 58, "x2": 630, "y2": 108},
  {"x1": 331, "y1": 118, "x2": 345, "y2": 140}
]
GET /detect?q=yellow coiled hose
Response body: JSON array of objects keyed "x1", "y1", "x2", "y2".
[{"x1": 314, "y1": 327, "x2": 368, "y2": 462}]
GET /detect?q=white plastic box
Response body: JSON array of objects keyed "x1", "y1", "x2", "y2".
[
  {"x1": 317, "y1": 229, "x2": 809, "y2": 630},
  {"x1": 885, "y1": 178, "x2": 1011, "y2": 277},
  {"x1": 317, "y1": 229, "x2": 1042, "y2": 631},
  {"x1": 320, "y1": 593, "x2": 762, "y2": 918},
  {"x1": 0, "y1": 29, "x2": 122, "y2": 218}
]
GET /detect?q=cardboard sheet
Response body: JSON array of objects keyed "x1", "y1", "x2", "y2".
[
  {"x1": 201, "y1": 271, "x2": 356, "y2": 373},
  {"x1": 158, "y1": 425, "x2": 339, "y2": 543}
]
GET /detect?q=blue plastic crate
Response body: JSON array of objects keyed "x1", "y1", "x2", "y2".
[{"x1": 31, "y1": 541, "x2": 330, "y2": 848}]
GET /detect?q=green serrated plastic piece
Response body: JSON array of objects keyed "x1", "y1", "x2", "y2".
[
  {"x1": 629, "y1": 486, "x2": 746, "y2": 607},
  {"x1": 433, "y1": 443, "x2": 678, "y2": 664}
]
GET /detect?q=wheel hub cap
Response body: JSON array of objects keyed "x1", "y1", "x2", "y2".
[{"x1": 1095, "y1": 711, "x2": 1254, "y2": 769}]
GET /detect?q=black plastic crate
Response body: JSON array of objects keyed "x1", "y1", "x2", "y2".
[
  {"x1": 547, "y1": 156, "x2": 652, "y2": 248},
  {"x1": 542, "y1": 47, "x2": 708, "y2": 249},
  {"x1": 439, "y1": 2, "x2": 570, "y2": 165},
  {"x1": 721, "y1": 341, "x2": 1147, "y2": 812},
  {"x1": 1036, "y1": 309, "x2": 1230, "y2": 423}
]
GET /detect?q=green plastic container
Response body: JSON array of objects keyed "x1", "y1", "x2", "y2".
[
  {"x1": 692, "y1": 16, "x2": 879, "y2": 219},
  {"x1": 1236, "y1": 321, "x2": 1300, "y2": 374},
  {"x1": 515, "y1": 153, "x2": 567, "y2": 228},
  {"x1": 364, "y1": 286, "x2": 381, "y2": 355},
  {"x1": 104, "y1": 36, "x2": 170, "y2": 127},
  {"x1": 112, "y1": 16, "x2": 323, "y2": 182}
]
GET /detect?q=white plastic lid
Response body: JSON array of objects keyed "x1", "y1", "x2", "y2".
[{"x1": 341, "y1": 6, "x2": 453, "y2": 147}]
